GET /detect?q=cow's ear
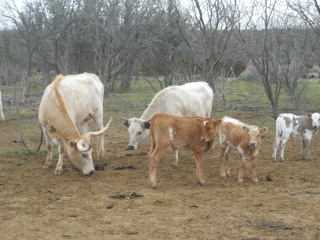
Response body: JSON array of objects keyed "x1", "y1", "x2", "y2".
[
  {"x1": 68, "y1": 140, "x2": 77, "y2": 148},
  {"x1": 122, "y1": 117, "x2": 130, "y2": 128},
  {"x1": 242, "y1": 126, "x2": 249, "y2": 132},
  {"x1": 195, "y1": 118, "x2": 203, "y2": 125},
  {"x1": 307, "y1": 113, "x2": 312, "y2": 118},
  {"x1": 260, "y1": 127, "x2": 268, "y2": 134},
  {"x1": 215, "y1": 119, "x2": 222, "y2": 125},
  {"x1": 143, "y1": 121, "x2": 150, "y2": 129}
]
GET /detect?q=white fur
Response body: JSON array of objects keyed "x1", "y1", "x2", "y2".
[
  {"x1": 39, "y1": 73, "x2": 105, "y2": 175},
  {"x1": 272, "y1": 113, "x2": 320, "y2": 161}
]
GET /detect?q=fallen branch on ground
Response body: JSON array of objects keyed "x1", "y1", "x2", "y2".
[{"x1": 286, "y1": 190, "x2": 320, "y2": 196}]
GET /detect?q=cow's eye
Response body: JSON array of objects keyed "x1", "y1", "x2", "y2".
[
  {"x1": 82, "y1": 153, "x2": 87, "y2": 158},
  {"x1": 138, "y1": 131, "x2": 142, "y2": 135}
]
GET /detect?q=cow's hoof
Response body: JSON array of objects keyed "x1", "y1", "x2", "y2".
[
  {"x1": 54, "y1": 169, "x2": 63, "y2": 175},
  {"x1": 198, "y1": 181, "x2": 205, "y2": 186},
  {"x1": 253, "y1": 180, "x2": 259, "y2": 184},
  {"x1": 151, "y1": 183, "x2": 157, "y2": 189},
  {"x1": 43, "y1": 163, "x2": 54, "y2": 169},
  {"x1": 221, "y1": 175, "x2": 226, "y2": 180},
  {"x1": 238, "y1": 180, "x2": 244, "y2": 185},
  {"x1": 226, "y1": 173, "x2": 231, "y2": 177},
  {"x1": 171, "y1": 164, "x2": 177, "y2": 169}
]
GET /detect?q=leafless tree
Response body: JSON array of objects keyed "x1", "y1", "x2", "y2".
[{"x1": 175, "y1": 0, "x2": 238, "y2": 93}]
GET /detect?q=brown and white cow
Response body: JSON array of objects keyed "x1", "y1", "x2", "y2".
[
  {"x1": 39, "y1": 73, "x2": 112, "y2": 175},
  {"x1": 147, "y1": 113, "x2": 222, "y2": 188},
  {"x1": 272, "y1": 113, "x2": 320, "y2": 162},
  {"x1": 122, "y1": 81, "x2": 213, "y2": 168},
  {"x1": 219, "y1": 116, "x2": 268, "y2": 184}
]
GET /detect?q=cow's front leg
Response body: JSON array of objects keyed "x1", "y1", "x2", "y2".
[
  {"x1": 194, "y1": 151, "x2": 205, "y2": 185},
  {"x1": 251, "y1": 156, "x2": 259, "y2": 184},
  {"x1": 55, "y1": 143, "x2": 65, "y2": 175},
  {"x1": 238, "y1": 153, "x2": 246, "y2": 184}
]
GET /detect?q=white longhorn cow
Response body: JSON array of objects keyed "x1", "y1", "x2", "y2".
[
  {"x1": 39, "y1": 73, "x2": 112, "y2": 175},
  {"x1": 122, "y1": 81, "x2": 213, "y2": 168}
]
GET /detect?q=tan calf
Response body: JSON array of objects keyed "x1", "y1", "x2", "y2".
[
  {"x1": 219, "y1": 116, "x2": 268, "y2": 184},
  {"x1": 147, "y1": 113, "x2": 222, "y2": 188}
]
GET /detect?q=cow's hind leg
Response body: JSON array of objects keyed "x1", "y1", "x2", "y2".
[
  {"x1": 55, "y1": 143, "x2": 65, "y2": 175},
  {"x1": 43, "y1": 127, "x2": 54, "y2": 169}
]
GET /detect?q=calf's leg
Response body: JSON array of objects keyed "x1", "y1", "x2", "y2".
[
  {"x1": 251, "y1": 156, "x2": 259, "y2": 184},
  {"x1": 148, "y1": 146, "x2": 165, "y2": 188},
  {"x1": 279, "y1": 136, "x2": 289, "y2": 162},
  {"x1": 272, "y1": 136, "x2": 280, "y2": 161},
  {"x1": 194, "y1": 151, "x2": 205, "y2": 185},
  {"x1": 171, "y1": 147, "x2": 179, "y2": 168},
  {"x1": 238, "y1": 153, "x2": 246, "y2": 184}
]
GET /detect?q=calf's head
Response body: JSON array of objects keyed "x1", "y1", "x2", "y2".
[
  {"x1": 67, "y1": 117, "x2": 112, "y2": 175},
  {"x1": 242, "y1": 125, "x2": 268, "y2": 147},
  {"x1": 122, "y1": 117, "x2": 150, "y2": 150},
  {"x1": 196, "y1": 118, "x2": 222, "y2": 142},
  {"x1": 309, "y1": 113, "x2": 320, "y2": 131}
]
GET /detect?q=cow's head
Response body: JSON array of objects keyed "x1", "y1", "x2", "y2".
[
  {"x1": 242, "y1": 125, "x2": 268, "y2": 147},
  {"x1": 66, "y1": 117, "x2": 112, "y2": 175},
  {"x1": 122, "y1": 117, "x2": 150, "y2": 150},
  {"x1": 196, "y1": 118, "x2": 222, "y2": 142},
  {"x1": 309, "y1": 113, "x2": 320, "y2": 131}
]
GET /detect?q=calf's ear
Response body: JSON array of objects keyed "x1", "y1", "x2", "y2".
[
  {"x1": 143, "y1": 121, "x2": 150, "y2": 129},
  {"x1": 307, "y1": 113, "x2": 312, "y2": 118},
  {"x1": 195, "y1": 118, "x2": 203, "y2": 125},
  {"x1": 242, "y1": 126, "x2": 249, "y2": 132},
  {"x1": 260, "y1": 127, "x2": 268, "y2": 134},
  {"x1": 215, "y1": 119, "x2": 222, "y2": 125},
  {"x1": 121, "y1": 117, "x2": 130, "y2": 128}
]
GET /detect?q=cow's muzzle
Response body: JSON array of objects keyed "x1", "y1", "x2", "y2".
[
  {"x1": 249, "y1": 142, "x2": 256, "y2": 147},
  {"x1": 127, "y1": 145, "x2": 135, "y2": 150}
]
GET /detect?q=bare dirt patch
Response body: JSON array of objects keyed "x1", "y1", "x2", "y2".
[{"x1": 1, "y1": 112, "x2": 320, "y2": 240}]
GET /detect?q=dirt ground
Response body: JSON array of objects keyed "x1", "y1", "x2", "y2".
[{"x1": 1, "y1": 112, "x2": 320, "y2": 240}]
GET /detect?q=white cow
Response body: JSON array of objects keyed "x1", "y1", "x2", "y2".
[
  {"x1": 272, "y1": 113, "x2": 320, "y2": 162},
  {"x1": 0, "y1": 91, "x2": 5, "y2": 121},
  {"x1": 122, "y1": 81, "x2": 213, "y2": 168},
  {"x1": 39, "y1": 73, "x2": 112, "y2": 175}
]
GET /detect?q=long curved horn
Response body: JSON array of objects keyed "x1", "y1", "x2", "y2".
[
  {"x1": 77, "y1": 139, "x2": 92, "y2": 152},
  {"x1": 86, "y1": 117, "x2": 112, "y2": 137}
]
